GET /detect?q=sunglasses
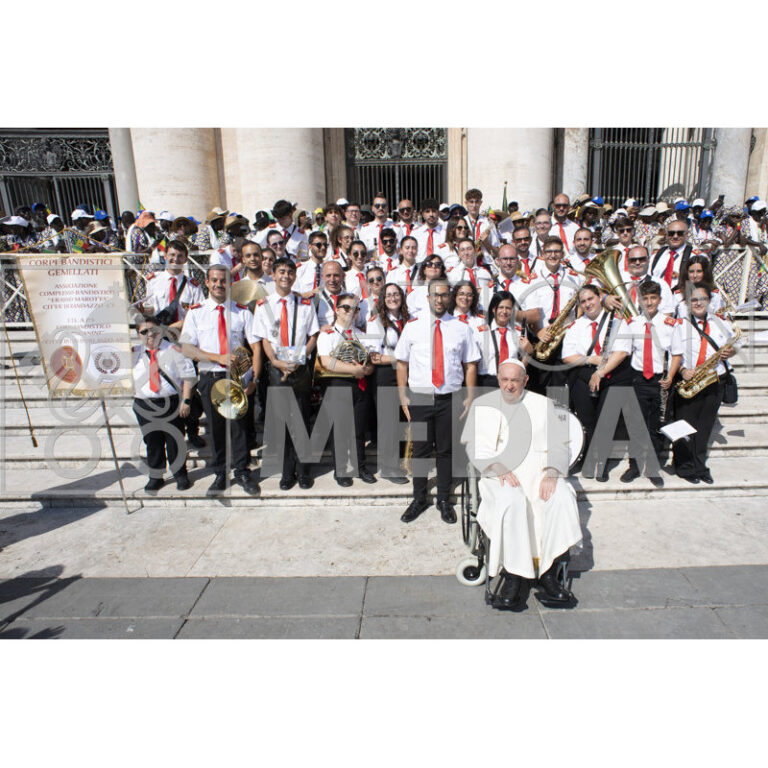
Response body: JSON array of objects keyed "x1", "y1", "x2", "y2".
[
  {"x1": 617, "y1": 227, "x2": 634, "y2": 233},
  {"x1": 372, "y1": 203, "x2": 387, "y2": 209},
  {"x1": 628, "y1": 258, "x2": 647, "y2": 263},
  {"x1": 668, "y1": 230, "x2": 686, "y2": 236},
  {"x1": 425, "y1": 261, "x2": 442, "y2": 267},
  {"x1": 455, "y1": 225, "x2": 469, "y2": 230},
  {"x1": 337, "y1": 304, "x2": 360, "y2": 313},
  {"x1": 398, "y1": 207, "x2": 412, "y2": 213},
  {"x1": 368, "y1": 276, "x2": 384, "y2": 283},
  {"x1": 351, "y1": 250, "x2": 366, "y2": 257},
  {"x1": 553, "y1": 203, "x2": 569, "y2": 208},
  {"x1": 311, "y1": 241, "x2": 327, "y2": 247},
  {"x1": 138, "y1": 328, "x2": 160, "y2": 335},
  {"x1": 381, "y1": 238, "x2": 396, "y2": 244}
]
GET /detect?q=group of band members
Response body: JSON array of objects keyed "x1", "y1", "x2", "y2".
[{"x1": 130, "y1": 189, "x2": 741, "y2": 507}]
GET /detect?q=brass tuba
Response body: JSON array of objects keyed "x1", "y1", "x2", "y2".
[
  {"x1": 584, "y1": 247, "x2": 641, "y2": 321},
  {"x1": 210, "y1": 345, "x2": 253, "y2": 419}
]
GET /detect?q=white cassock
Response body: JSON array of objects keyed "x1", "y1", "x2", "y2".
[{"x1": 461, "y1": 389, "x2": 582, "y2": 579}]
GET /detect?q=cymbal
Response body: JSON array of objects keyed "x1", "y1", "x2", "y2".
[{"x1": 231, "y1": 278, "x2": 268, "y2": 306}]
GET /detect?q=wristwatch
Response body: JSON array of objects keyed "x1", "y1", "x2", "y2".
[{"x1": 183, "y1": 398, "x2": 193, "y2": 405}]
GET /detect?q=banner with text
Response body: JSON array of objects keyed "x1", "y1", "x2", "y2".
[{"x1": 17, "y1": 255, "x2": 134, "y2": 398}]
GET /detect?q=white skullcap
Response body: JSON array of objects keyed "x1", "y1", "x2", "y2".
[{"x1": 498, "y1": 358, "x2": 527, "y2": 373}]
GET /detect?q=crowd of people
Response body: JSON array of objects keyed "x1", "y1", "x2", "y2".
[{"x1": 4, "y1": 186, "x2": 755, "y2": 610}]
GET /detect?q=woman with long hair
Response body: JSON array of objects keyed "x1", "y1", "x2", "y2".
[
  {"x1": 385, "y1": 235, "x2": 419, "y2": 292},
  {"x1": 673, "y1": 254, "x2": 723, "y2": 318},
  {"x1": 405, "y1": 254, "x2": 447, "y2": 317}
]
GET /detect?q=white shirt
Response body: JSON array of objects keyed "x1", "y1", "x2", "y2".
[
  {"x1": 295, "y1": 259, "x2": 326, "y2": 294},
  {"x1": 312, "y1": 290, "x2": 367, "y2": 330},
  {"x1": 549, "y1": 219, "x2": 580, "y2": 252},
  {"x1": 209, "y1": 245, "x2": 237, "y2": 270},
  {"x1": 650, "y1": 243, "x2": 698, "y2": 286},
  {"x1": 494, "y1": 273, "x2": 531, "y2": 311},
  {"x1": 405, "y1": 284, "x2": 430, "y2": 318},
  {"x1": 464, "y1": 214, "x2": 501, "y2": 256},
  {"x1": 362, "y1": 313, "x2": 406, "y2": 355},
  {"x1": 562, "y1": 311, "x2": 631, "y2": 359},
  {"x1": 374, "y1": 252, "x2": 401, "y2": 274},
  {"x1": 345, "y1": 267, "x2": 371, "y2": 299},
  {"x1": 131, "y1": 339, "x2": 196, "y2": 399},
  {"x1": 624, "y1": 313, "x2": 677, "y2": 375},
  {"x1": 254, "y1": 291, "x2": 319, "y2": 350},
  {"x1": 474, "y1": 320, "x2": 523, "y2": 376},
  {"x1": 670, "y1": 313, "x2": 740, "y2": 377},
  {"x1": 180, "y1": 298, "x2": 260, "y2": 373},
  {"x1": 447, "y1": 263, "x2": 493, "y2": 291},
  {"x1": 316, "y1": 324, "x2": 367, "y2": 359},
  {"x1": 394, "y1": 311, "x2": 480, "y2": 394},
  {"x1": 526, "y1": 267, "x2": 584, "y2": 323},
  {"x1": 516, "y1": 252, "x2": 544, "y2": 280},
  {"x1": 360, "y1": 219, "x2": 396, "y2": 256},
  {"x1": 143, "y1": 270, "x2": 204, "y2": 320},
  {"x1": 255, "y1": 222, "x2": 307, "y2": 258},
  {"x1": 620, "y1": 273, "x2": 676, "y2": 315},
  {"x1": 412, "y1": 222, "x2": 447, "y2": 262},
  {"x1": 233, "y1": 271, "x2": 276, "y2": 296}
]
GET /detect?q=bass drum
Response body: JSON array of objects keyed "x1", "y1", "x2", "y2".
[{"x1": 566, "y1": 410, "x2": 586, "y2": 472}]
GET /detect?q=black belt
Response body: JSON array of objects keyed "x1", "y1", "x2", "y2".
[{"x1": 200, "y1": 370, "x2": 228, "y2": 379}]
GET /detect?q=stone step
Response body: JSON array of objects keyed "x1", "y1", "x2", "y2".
[{"x1": 1, "y1": 456, "x2": 765, "y2": 507}]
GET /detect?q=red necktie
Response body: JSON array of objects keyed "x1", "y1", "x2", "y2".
[
  {"x1": 498, "y1": 327, "x2": 509, "y2": 363},
  {"x1": 432, "y1": 318, "x2": 444, "y2": 388},
  {"x1": 427, "y1": 229, "x2": 434, "y2": 256},
  {"x1": 216, "y1": 305, "x2": 228, "y2": 355},
  {"x1": 396, "y1": 319, "x2": 403, "y2": 332},
  {"x1": 591, "y1": 321, "x2": 602, "y2": 355},
  {"x1": 521, "y1": 258, "x2": 530, "y2": 278},
  {"x1": 280, "y1": 298, "x2": 289, "y2": 346},
  {"x1": 357, "y1": 271, "x2": 368, "y2": 298},
  {"x1": 643, "y1": 322, "x2": 654, "y2": 379},
  {"x1": 168, "y1": 275, "x2": 178, "y2": 322},
  {"x1": 623, "y1": 246, "x2": 630, "y2": 271},
  {"x1": 378, "y1": 224, "x2": 384, "y2": 255},
  {"x1": 473, "y1": 219, "x2": 481, "y2": 240},
  {"x1": 467, "y1": 268, "x2": 477, "y2": 287},
  {"x1": 346, "y1": 330, "x2": 366, "y2": 391},
  {"x1": 504, "y1": 279, "x2": 512, "y2": 292},
  {"x1": 458, "y1": 314, "x2": 468, "y2": 323},
  {"x1": 664, "y1": 250, "x2": 676, "y2": 286},
  {"x1": 630, "y1": 276, "x2": 640, "y2": 305},
  {"x1": 551, "y1": 274, "x2": 560, "y2": 318},
  {"x1": 148, "y1": 349, "x2": 160, "y2": 393},
  {"x1": 386, "y1": 257, "x2": 394, "y2": 272},
  {"x1": 405, "y1": 268, "x2": 412, "y2": 294},
  {"x1": 558, "y1": 222, "x2": 568, "y2": 249},
  {"x1": 696, "y1": 320, "x2": 709, "y2": 366}
]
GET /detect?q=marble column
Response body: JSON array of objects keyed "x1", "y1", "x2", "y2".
[
  {"x1": 467, "y1": 128, "x2": 553, "y2": 212},
  {"x1": 129, "y1": 128, "x2": 221, "y2": 221},
  {"x1": 221, "y1": 128, "x2": 326, "y2": 220},
  {"x1": 709, "y1": 128, "x2": 752, "y2": 206},
  {"x1": 561, "y1": 128, "x2": 589, "y2": 201},
  {"x1": 746, "y1": 128, "x2": 768, "y2": 202},
  {"x1": 108, "y1": 128, "x2": 139, "y2": 214}
]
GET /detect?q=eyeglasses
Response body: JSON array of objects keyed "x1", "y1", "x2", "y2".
[
  {"x1": 398, "y1": 207, "x2": 412, "y2": 213},
  {"x1": 432, "y1": 292, "x2": 451, "y2": 299},
  {"x1": 368, "y1": 276, "x2": 384, "y2": 283},
  {"x1": 337, "y1": 304, "x2": 360, "y2": 313},
  {"x1": 455, "y1": 225, "x2": 469, "y2": 231},
  {"x1": 668, "y1": 230, "x2": 686, "y2": 236},
  {"x1": 553, "y1": 203, "x2": 569, "y2": 209},
  {"x1": 617, "y1": 227, "x2": 634, "y2": 233},
  {"x1": 372, "y1": 203, "x2": 387, "y2": 209},
  {"x1": 690, "y1": 298, "x2": 708, "y2": 304},
  {"x1": 425, "y1": 261, "x2": 442, "y2": 267},
  {"x1": 311, "y1": 241, "x2": 327, "y2": 248},
  {"x1": 138, "y1": 328, "x2": 160, "y2": 336},
  {"x1": 628, "y1": 258, "x2": 647, "y2": 264},
  {"x1": 543, "y1": 249, "x2": 563, "y2": 256}
]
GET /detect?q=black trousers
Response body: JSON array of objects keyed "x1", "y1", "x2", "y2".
[
  {"x1": 373, "y1": 365, "x2": 404, "y2": 475},
  {"x1": 132, "y1": 395, "x2": 187, "y2": 477},
  {"x1": 673, "y1": 377, "x2": 724, "y2": 478},
  {"x1": 267, "y1": 362, "x2": 312, "y2": 479},
  {"x1": 198, "y1": 371, "x2": 250, "y2": 475},
  {"x1": 631, "y1": 371, "x2": 664, "y2": 467},
  {"x1": 324, "y1": 377, "x2": 370, "y2": 476},
  {"x1": 183, "y1": 389, "x2": 203, "y2": 437},
  {"x1": 410, "y1": 393, "x2": 453, "y2": 502}
]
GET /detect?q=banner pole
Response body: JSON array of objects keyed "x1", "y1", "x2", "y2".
[
  {"x1": 101, "y1": 397, "x2": 132, "y2": 515},
  {"x1": 1, "y1": 302, "x2": 37, "y2": 447}
]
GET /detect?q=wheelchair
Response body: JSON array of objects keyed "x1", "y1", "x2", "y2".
[{"x1": 455, "y1": 410, "x2": 584, "y2": 607}]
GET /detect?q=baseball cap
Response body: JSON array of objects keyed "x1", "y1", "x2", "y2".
[
  {"x1": 752, "y1": 200, "x2": 767, "y2": 212},
  {"x1": 692, "y1": 198, "x2": 705, "y2": 208},
  {"x1": 674, "y1": 201, "x2": 690, "y2": 211},
  {"x1": 700, "y1": 209, "x2": 714, "y2": 219}
]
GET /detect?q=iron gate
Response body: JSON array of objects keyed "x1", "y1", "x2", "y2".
[
  {"x1": 0, "y1": 130, "x2": 117, "y2": 223},
  {"x1": 588, "y1": 128, "x2": 716, "y2": 208},
  {"x1": 345, "y1": 128, "x2": 447, "y2": 209}
]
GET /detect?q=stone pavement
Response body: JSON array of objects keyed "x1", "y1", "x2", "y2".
[{"x1": 2, "y1": 568, "x2": 768, "y2": 639}]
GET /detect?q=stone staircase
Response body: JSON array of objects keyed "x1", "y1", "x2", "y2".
[{"x1": 2, "y1": 317, "x2": 767, "y2": 508}]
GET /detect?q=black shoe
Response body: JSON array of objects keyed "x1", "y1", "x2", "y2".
[
  {"x1": 175, "y1": 474, "x2": 191, "y2": 491},
  {"x1": 437, "y1": 499, "x2": 456, "y2": 524},
  {"x1": 335, "y1": 476, "x2": 353, "y2": 488},
  {"x1": 649, "y1": 475, "x2": 664, "y2": 488},
  {"x1": 595, "y1": 470, "x2": 609, "y2": 483},
  {"x1": 207, "y1": 474, "x2": 227, "y2": 497},
  {"x1": 188, "y1": 434, "x2": 206, "y2": 449},
  {"x1": 298, "y1": 475, "x2": 313, "y2": 489},
  {"x1": 279, "y1": 476, "x2": 297, "y2": 491},
  {"x1": 401, "y1": 498, "x2": 429, "y2": 523},
  {"x1": 699, "y1": 470, "x2": 714, "y2": 485},
  {"x1": 359, "y1": 471, "x2": 377, "y2": 484},
  {"x1": 620, "y1": 465, "x2": 640, "y2": 483},
  {"x1": 538, "y1": 566, "x2": 573, "y2": 603},
  {"x1": 492, "y1": 572, "x2": 522, "y2": 610},
  {"x1": 235, "y1": 472, "x2": 260, "y2": 495},
  {"x1": 144, "y1": 477, "x2": 164, "y2": 494},
  {"x1": 680, "y1": 474, "x2": 700, "y2": 485},
  {"x1": 386, "y1": 475, "x2": 410, "y2": 485}
]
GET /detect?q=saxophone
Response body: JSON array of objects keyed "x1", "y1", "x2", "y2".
[
  {"x1": 676, "y1": 326, "x2": 742, "y2": 399},
  {"x1": 533, "y1": 291, "x2": 580, "y2": 361}
]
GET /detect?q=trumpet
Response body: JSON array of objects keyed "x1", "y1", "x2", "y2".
[{"x1": 210, "y1": 345, "x2": 253, "y2": 419}]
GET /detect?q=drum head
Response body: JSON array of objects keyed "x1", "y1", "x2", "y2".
[{"x1": 567, "y1": 411, "x2": 585, "y2": 470}]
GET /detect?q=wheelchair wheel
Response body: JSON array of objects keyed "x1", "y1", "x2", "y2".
[
  {"x1": 456, "y1": 556, "x2": 487, "y2": 587},
  {"x1": 460, "y1": 478, "x2": 472, "y2": 545}
]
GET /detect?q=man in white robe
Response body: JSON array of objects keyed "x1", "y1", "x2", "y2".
[{"x1": 461, "y1": 358, "x2": 582, "y2": 609}]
